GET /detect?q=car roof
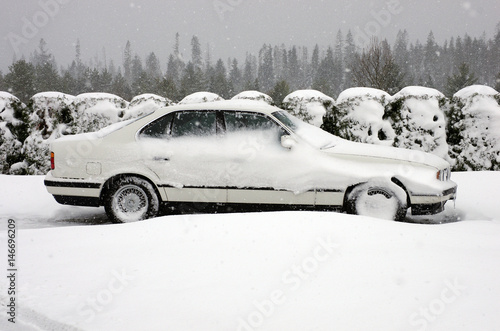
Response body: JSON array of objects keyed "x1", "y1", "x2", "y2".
[{"x1": 153, "y1": 99, "x2": 282, "y2": 117}]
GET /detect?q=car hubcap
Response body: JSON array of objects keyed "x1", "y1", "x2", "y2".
[{"x1": 115, "y1": 185, "x2": 147, "y2": 214}]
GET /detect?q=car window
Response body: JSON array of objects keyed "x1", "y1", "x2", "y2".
[
  {"x1": 224, "y1": 111, "x2": 287, "y2": 144},
  {"x1": 138, "y1": 113, "x2": 174, "y2": 139},
  {"x1": 225, "y1": 112, "x2": 282, "y2": 132},
  {"x1": 171, "y1": 111, "x2": 217, "y2": 137}
]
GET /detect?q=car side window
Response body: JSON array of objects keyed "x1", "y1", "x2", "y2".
[
  {"x1": 171, "y1": 111, "x2": 217, "y2": 137},
  {"x1": 225, "y1": 112, "x2": 283, "y2": 132},
  {"x1": 224, "y1": 111, "x2": 287, "y2": 143},
  {"x1": 138, "y1": 113, "x2": 174, "y2": 139}
]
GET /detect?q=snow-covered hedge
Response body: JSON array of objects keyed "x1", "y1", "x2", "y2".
[
  {"x1": 21, "y1": 92, "x2": 76, "y2": 174},
  {"x1": 72, "y1": 93, "x2": 128, "y2": 134},
  {"x1": 231, "y1": 90, "x2": 274, "y2": 105},
  {"x1": 0, "y1": 92, "x2": 28, "y2": 174},
  {"x1": 447, "y1": 85, "x2": 500, "y2": 170},
  {"x1": 282, "y1": 89, "x2": 334, "y2": 127},
  {"x1": 179, "y1": 92, "x2": 223, "y2": 105},
  {"x1": 123, "y1": 94, "x2": 173, "y2": 120},
  {"x1": 2, "y1": 85, "x2": 500, "y2": 174},
  {"x1": 322, "y1": 87, "x2": 395, "y2": 146},
  {"x1": 386, "y1": 86, "x2": 449, "y2": 160}
]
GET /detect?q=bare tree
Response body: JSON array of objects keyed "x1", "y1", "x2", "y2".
[{"x1": 351, "y1": 38, "x2": 404, "y2": 94}]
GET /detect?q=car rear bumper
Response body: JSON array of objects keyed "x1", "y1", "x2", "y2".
[{"x1": 44, "y1": 173, "x2": 102, "y2": 206}]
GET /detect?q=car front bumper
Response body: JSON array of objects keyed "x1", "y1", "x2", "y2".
[{"x1": 410, "y1": 185, "x2": 457, "y2": 215}]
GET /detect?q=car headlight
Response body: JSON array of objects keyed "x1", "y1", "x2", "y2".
[{"x1": 436, "y1": 168, "x2": 451, "y2": 181}]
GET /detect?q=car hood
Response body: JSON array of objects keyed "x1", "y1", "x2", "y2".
[{"x1": 321, "y1": 140, "x2": 449, "y2": 169}]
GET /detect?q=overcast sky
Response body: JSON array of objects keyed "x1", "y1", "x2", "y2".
[{"x1": 0, "y1": 0, "x2": 499, "y2": 72}]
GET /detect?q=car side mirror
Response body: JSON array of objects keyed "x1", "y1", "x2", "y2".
[{"x1": 281, "y1": 135, "x2": 296, "y2": 149}]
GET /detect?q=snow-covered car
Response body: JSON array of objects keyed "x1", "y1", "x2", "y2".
[{"x1": 44, "y1": 100, "x2": 457, "y2": 223}]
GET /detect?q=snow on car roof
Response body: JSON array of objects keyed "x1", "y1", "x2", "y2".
[{"x1": 155, "y1": 99, "x2": 283, "y2": 116}]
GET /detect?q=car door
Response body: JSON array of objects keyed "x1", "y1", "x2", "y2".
[
  {"x1": 222, "y1": 111, "x2": 316, "y2": 205},
  {"x1": 138, "y1": 110, "x2": 227, "y2": 203}
]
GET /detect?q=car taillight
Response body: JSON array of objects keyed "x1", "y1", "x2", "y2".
[{"x1": 50, "y1": 152, "x2": 55, "y2": 170}]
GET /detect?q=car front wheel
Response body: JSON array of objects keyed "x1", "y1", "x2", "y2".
[
  {"x1": 104, "y1": 176, "x2": 160, "y2": 223},
  {"x1": 346, "y1": 182, "x2": 408, "y2": 221}
]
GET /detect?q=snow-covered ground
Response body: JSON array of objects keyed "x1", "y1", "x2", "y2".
[{"x1": 0, "y1": 172, "x2": 499, "y2": 330}]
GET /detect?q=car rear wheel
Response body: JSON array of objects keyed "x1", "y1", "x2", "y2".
[
  {"x1": 346, "y1": 182, "x2": 408, "y2": 221},
  {"x1": 104, "y1": 176, "x2": 160, "y2": 223}
]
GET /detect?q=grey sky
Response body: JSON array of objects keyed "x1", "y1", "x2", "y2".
[{"x1": 1, "y1": 0, "x2": 499, "y2": 72}]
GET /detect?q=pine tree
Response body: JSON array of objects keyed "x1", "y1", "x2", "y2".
[
  {"x1": 4, "y1": 59, "x2": 36, "y2": 103},
  {"x1": 157, "y1": 76, "x2": 179, "y2": 102},
  {"x1": 166, "y1": 54, "x2": 180, "y2": 84},
  {"x1": 229, "y1": 58, "x2": 242, "y2": 94},
  {"x1": 268, "y1": 80, "x2": 290, "y2": 106},
  {"x1": 99, "y1": 68, "x2": 113, "y2": 93},
  {"x1": 131, "y1": 54, "x2": 143, "y2": 83},
  {"x1": 111, "y1": 71, "x2": 132, "y2": 100},
  {"x1": 409, "y1": 40, "x2": 424, "y2": 85},
  {"x1": 310, "y1": 44, "x2": 320, "y2": 84},
  {"x1": 242, "y1": 54, "x2": 257, "y2": 90},
  {"x1": 145, "y1": 52, "x2": 162, "y2": 81},
  {"x1": 123, "y1": 41, "x2": 132, "y2": 84},
  {"x1": 70, "y1": 39, "x2": 87, "y2": 94},
  {"x1": 0, "y1": 71, "x2": 5, "y2": 91},
  {"x1": 258, "y1": 44, "x2": 274, "y2": 92},
  {"x1": 179, "y1": 62, "x2": 204, "y2": 98},
  {"x1": 287, "y1": 46, "x2": 299, "y2": 90},
  {"x1": 333, "y1": 30, "x2": 344, "y2": 95},
  {"x1": 393, "y1": 30, "x2": 411, "y2": 86},
  {"x1": 209, "y1": 59, "x2": 231, "y2": 99},
  {"x1": 423, "y1": 31, "x2": 439, "y2": 87},
  {"x1": 343, "y1": 31, "x2": 356, "y2": 88},
  {"x1": 191, "y1": 35, "x2": 203, "y2": 70},
  {"x1": 313, "y1": 47, "x2": 335, "y2": 96},
  {"x1": 445, "y1": 63, "x2": 478, "y2": 97}
]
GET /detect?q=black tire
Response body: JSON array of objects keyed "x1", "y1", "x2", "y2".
[
  {"x1": 346, "y1": 182, "x2": 408, "y2": 221},
  {"x1": 104, "y1": 176, "x2": 160, "y2": 223}
]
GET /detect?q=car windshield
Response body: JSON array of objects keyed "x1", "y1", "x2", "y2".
[
  {"x1": 272, "y1": 111, "x2": 342, "y2": 149},
  {"x1": 97, "y1": 112, "x2": 153, "y2": 138}
]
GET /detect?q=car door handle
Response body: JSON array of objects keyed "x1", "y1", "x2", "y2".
[{"x1": 153, "y1": 156, "x2": 170, "y2": 161}]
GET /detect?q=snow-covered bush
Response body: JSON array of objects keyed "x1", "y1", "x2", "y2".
[
  {"x1": 72, "y1": 93, "x2": 128, "y2": 133},
  {"x1": 178, "y1": 92, "x2": 223, "y2": 105},
  {"x1": 123, "y1": 94, "x2": 173, "y2": 120},
  {"x1": 22, "y1": 92, "x2": 75, "y2": 174},
  {"x1": 386, "y1": 86, "x2": 449, "y2": 159},
  {"x1": 446, "y1": 85, "x2": 500, "y2": 170},
  {"x1": 0, "y1": 92, "x2": 28, "y2": 174},
  {"x1": 323, "y1": 87, "x2": 395, "y2": 145},
  {"x1": 231, "y1": 90, "x2": 274, "y2": 105},
  {"x1": 282, "y1": 89, "x2": 334, "y2": 127}
]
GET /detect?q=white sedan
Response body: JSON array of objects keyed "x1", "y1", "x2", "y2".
[{"x1": 44, "y1": 100, "x2": 457, "y2": 223}]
